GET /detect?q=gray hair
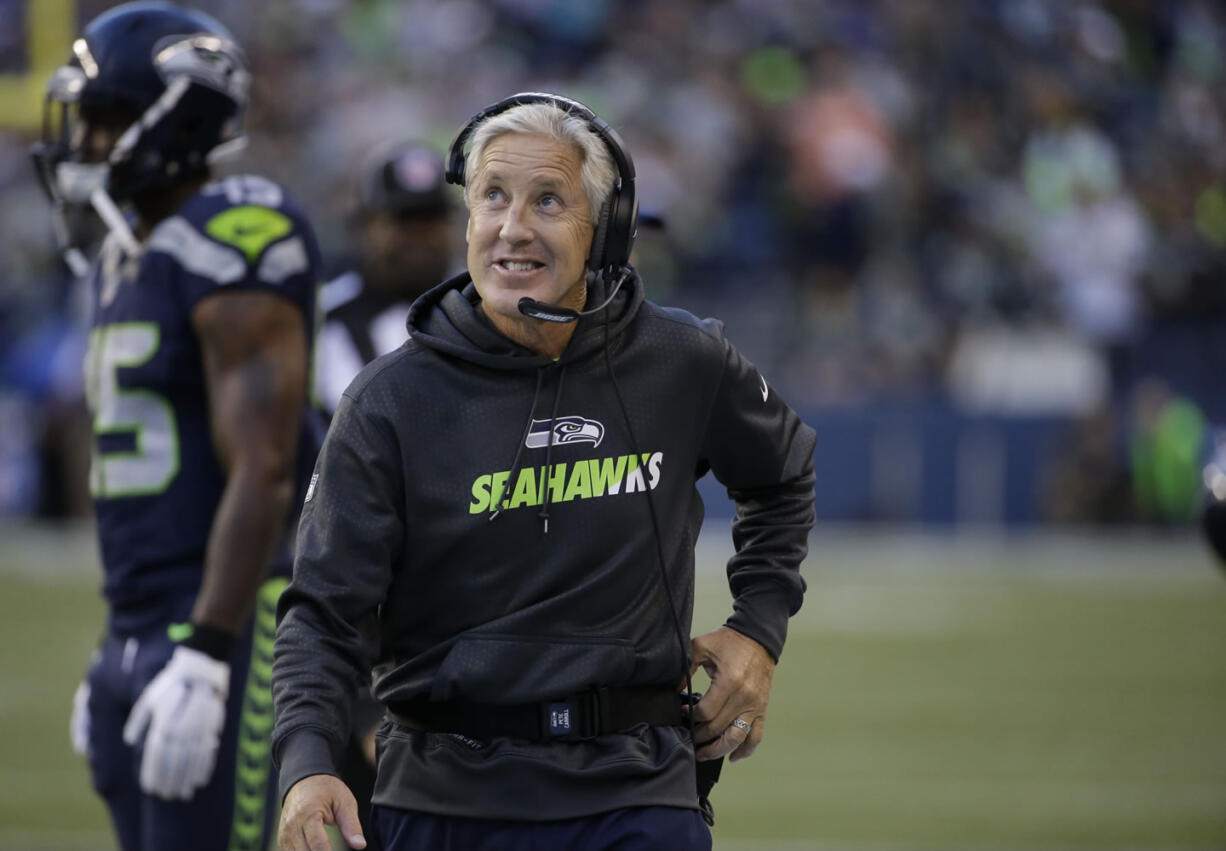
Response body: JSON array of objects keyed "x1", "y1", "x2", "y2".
[{"x1": 463, "y1": 101, "x2": 617, "y2": 224}]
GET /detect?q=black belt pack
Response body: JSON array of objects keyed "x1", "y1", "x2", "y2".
[{"x1": 388, "y1": 684, "x2": 684, "y2": 742}]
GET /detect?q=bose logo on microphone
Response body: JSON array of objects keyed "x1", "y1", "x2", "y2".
[
  {"x1": 518, "y1": 298, "x2": 578, "y2": 322},
  {"x1": 516, "y1": 268, "x2": 631, "y2": 323}
]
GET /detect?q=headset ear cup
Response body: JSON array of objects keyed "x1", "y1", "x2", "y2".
[
  {"x1": 588, "y1": 199, "x2": 611, "y2": 272},
  {"x1": 597, "y1": 189, "x2": 635, "y2": 272},
  {"x1": 609, "y1": 191, "x2": 636, "y2": 270}
]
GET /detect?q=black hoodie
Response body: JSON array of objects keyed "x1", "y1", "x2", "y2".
[{"x1": 272, "y1": 269, "x2": 816, "y2": 819}]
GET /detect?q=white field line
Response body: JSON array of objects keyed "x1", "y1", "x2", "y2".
[{"x1": 3, "y1": 520, "x2": 1218, "y2": 581}]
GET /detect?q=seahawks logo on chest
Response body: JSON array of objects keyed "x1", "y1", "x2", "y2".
[{"x1": 525, "y1": 415, "x2": 604, "y2": 449}]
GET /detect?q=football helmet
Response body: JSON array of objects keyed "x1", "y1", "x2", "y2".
[{"x1": 32, "y1": 1, "x2": 249, "y2": 215}]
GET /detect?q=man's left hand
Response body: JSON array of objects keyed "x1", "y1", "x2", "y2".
[{"x1": 688, "y1": 626, "x2": 775, "y2": 762}]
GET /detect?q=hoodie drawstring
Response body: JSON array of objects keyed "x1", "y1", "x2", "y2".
[
  {"x1": 538, "y1": 365, "x2": 567, "y2": 534},
  {"x1": 600, "y1": 294, "x2": 698, "y2": 758},
  {"x1": 489, "y1": 368, "x2": 545, "y2": 522},
  {"x1": 489, "y1": 364, "x2": 567, "y2": 533}
]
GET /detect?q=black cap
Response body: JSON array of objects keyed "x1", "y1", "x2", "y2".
[{"x1": 356, "y1": 141, "x2": 449, "y2": 218}]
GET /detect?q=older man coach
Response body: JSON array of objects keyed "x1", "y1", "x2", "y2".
[{"x1": 271, "y1": 92, "x2": 816, "y2": 851}]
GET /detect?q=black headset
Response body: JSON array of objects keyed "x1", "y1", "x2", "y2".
[{"x1": 445, "y1": 92, "x2": 638, "y2": 277}]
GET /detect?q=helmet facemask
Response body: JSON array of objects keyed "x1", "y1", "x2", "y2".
[{"x1": 31, "y1": 60, "x2": 109, "y2": 272}]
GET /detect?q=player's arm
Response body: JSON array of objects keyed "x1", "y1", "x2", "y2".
[
  {"x1": 190, "y1": 289, "x2": 308, "y2": 640},
  {"x1": 123, "y1": 287, "x2": 310, "y2": 801}
]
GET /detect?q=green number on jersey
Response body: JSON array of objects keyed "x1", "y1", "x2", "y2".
[{"x1": 85, "y1": 323, "x2": 180, "y2": 498}]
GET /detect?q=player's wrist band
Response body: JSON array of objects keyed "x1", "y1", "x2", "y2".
[{"x1": 179, "y1": 623, "x2": 236, "y2": 661}]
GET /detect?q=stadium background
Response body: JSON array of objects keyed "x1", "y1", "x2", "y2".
[{"x1": 0, "y1": 0, "x2": 1224, "y2": 848}]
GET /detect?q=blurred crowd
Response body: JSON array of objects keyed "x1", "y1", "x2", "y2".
[{"x1": 1, "y1": 0, "x2": 1224, "y2": 524}]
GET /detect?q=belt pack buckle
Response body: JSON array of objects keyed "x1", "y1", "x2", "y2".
[{"x1": 546, "y1": 687, "x2": 607, "y2": 740}]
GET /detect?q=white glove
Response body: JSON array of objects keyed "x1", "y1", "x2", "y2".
[
  {"x1": 122, "y1": 645, "x2": 230, "y2": 800},
  {"x1": 70, "y1": 678, "x2": 91, "y2": 758}
]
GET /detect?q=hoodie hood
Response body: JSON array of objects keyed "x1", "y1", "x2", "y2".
[{"x1": 406, "y1": 268, "x2": 644, "y2": 371}]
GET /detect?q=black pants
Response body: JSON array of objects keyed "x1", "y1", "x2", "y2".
[{"x1": 371, "y1": 805, "x2": 711, "y2": 851}]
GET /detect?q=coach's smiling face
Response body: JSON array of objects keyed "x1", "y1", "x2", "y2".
[{"x1": 465, "y1": 131, "x2": 594, "y2": 337}]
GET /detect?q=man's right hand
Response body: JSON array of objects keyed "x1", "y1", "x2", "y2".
[{"x1": 278, "y1": 774, "x2": 367, "y2": 851}]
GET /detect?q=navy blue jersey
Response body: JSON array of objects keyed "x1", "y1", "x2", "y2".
[{"x1": 84, "y1": 174, "x2": 323, "y2": 622}]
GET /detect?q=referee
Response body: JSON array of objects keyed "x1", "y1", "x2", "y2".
[{"x1": 315, "y1": 141, "x2": 455, "y2": 412}]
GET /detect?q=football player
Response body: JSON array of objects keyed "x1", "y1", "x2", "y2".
[{"x1": 32, "y1": 3, "x2": 324, "y2": 850}]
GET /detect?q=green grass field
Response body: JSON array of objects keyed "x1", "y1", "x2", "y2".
[{"x1": 2, "y1": 524, "x2": 1224, "y2": 850}]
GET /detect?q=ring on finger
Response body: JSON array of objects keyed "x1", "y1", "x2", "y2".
[{"x1": 730, "y1": 717, "x2": 752, "y2": 734}]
